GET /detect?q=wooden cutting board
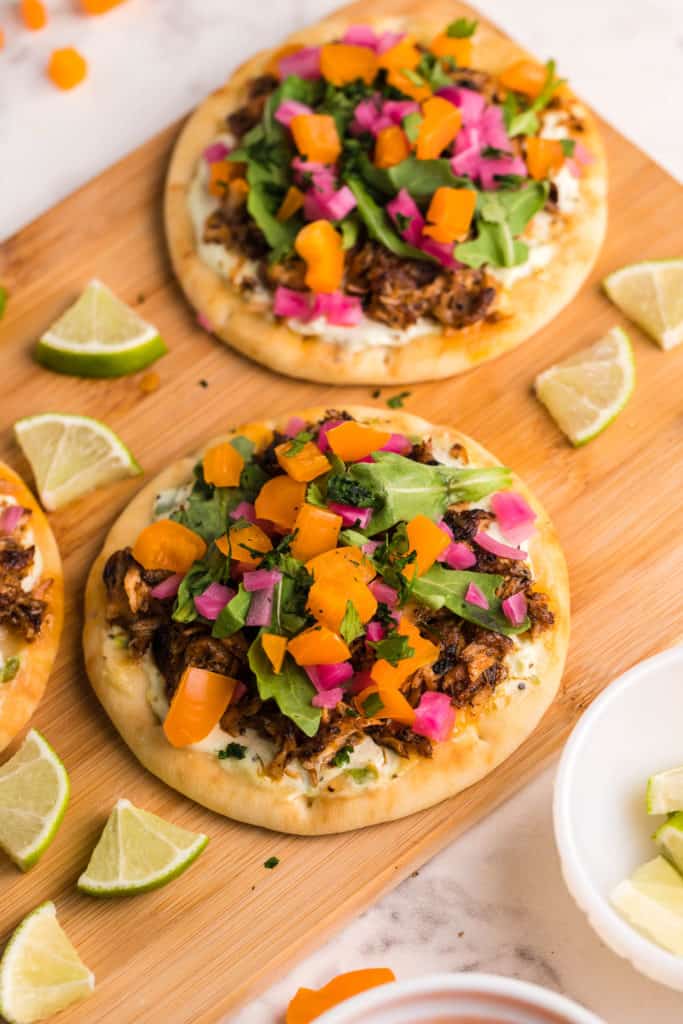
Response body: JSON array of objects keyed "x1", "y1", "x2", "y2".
[{"x1": 0, "y1": 3, "x2": 681, "y2": 1018}]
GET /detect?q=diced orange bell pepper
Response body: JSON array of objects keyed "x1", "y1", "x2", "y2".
[
  {"x1": 163, "y1": 667, "x2": 238, "y2": 747},
  {"x1": 287, "y1": 625, "x2": 350, "y2": 666},
  {"x1": 47, "y1": 47, "x2": 87, "y2": 90},
  {"x1": 423, "y1": 186, "x2": 477, "y2": 243},
  {"x1": 404, "y1": 514, "x2": 450, "y2": 578},
  {"x1": 326, "y1": 421, "x2": 391, "y2": 462},
  {"x1": 286, "y1": 969, "x2": 396, "y2": 1024},
  {"x1": 262, "y1": 633, "x2": 288, "y2": 674},
  {"x1": 207, "y1": 159, "x2": 238, "y2": 199},
  {"x1": 499, "y1": 59, "x2": 547, "y2": 98},
  {"x1": 21, "y1": 0, "x2": 47, "y2": 29},
  {"x1": 276, "y1": 185, "x2": 305, "y2": 222},
  {"x1": 238, "y1": 422, "x2": 274, "y2": 451},
  {"x1": 254, "y1": 475, "x2": 306, "y2": 530},
  {"x1": 133, "y1": 519, "x2": 207, "y2": 574},
  {"x1": 355, "y1": 684, "x2": 416, "y2": 725},
  {"x1": 416, "y1": 96, "x2": 462, "y2": 160},
  {"x1": 295, "y1": 220, "x2": 345, "y2": 293},
  {"x1": 525, "y1": 137, "x2": 565, "y2": 180},
  {"x1": 228, "y1": 178, "x2": 250, "y2": 203},
  {"x1": 202, "y1": 442, "x2": 244, "y2": 487},
  {"x1": 216, "y1": 523, "x2": 272, "y2": 566},
  {"x1": 306, "y1": 545, "x2": 375, "y2": 585},
  {"x1": 371, "y1": 617, "x2": 439, "y2": 688},
  {"x1": 290, "y1": 504, "x2": 342, "y2": 562},
  {"x1": 275, "y1": 439, "x2": 330, "y2": 483},
  {"x1": 320, "y1": 43, "x2": 378, "y2": 86},
  {"x1": 386, "y1": 68, "x2": 432, "y2": 103},
  {"x1": 430, "y1": 34, "x2": 472, "y2": 67},
  {"x1": 290, "y1": 113, "x2": 341, "y2": 164},
  {"x1": 81, "y1": 0, "x2": 127, "y2": 12},
  {"x1": 377, "y1": 37, "x2": 421, "y2": 72},
  {"x1": 307, "y1": 576, "x2": 377, "y2": 632},
  {"x1": 374, "y1": 125, "x2": 411, "y2": 168}
]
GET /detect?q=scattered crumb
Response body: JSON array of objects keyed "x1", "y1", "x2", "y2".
[
  {"x1": 371, "y1": 388, "x2": 381, "y2": 399},
  {"x1": 458, "y1": 930, "x2": 464, "y2": 938},
  {"x1": 264, "y1": 856, "x2": 279, "y2": 870},
  {"x1": 517, "y1": 682, "x2": 526, "y2": 690},
  {"x1": 198, "y1": 379, "x2": 208, "y2": 388},
  {"x1": 136, "y1": 292, "x2": 146, "y2": 304},
  {"x1": 411, "y1": 870, "x2": 419, "y2": 878},
  {"x1": 139, "y1": 371, "x2": 160, "y2": 394}
]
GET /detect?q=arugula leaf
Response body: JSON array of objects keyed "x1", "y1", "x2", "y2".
[
  {"x1": 248, "y1": 636, "x2": 321, "y2": 736},
  {"x1": 320, "y1": 79, "x2": 375, "y2": 136},
  {"x1": 246, "y1": 179, "x2": 297, "y2": 261},
  {"x1": 326, "y1": 474, "x2": 376, "y2": 509},
  {"x1": 446, "y1": 17, "x2": 478, "y2": 37},
  {"x1": 362, "y1": 693, "x2": 384, "y2": 717},
  {"x1": 372, "y1": 523, "x2": 416, "y2": 603},
  {"x1": 269, "y1": 554, "x2": 312, "y2": 636},
  {"x1": 171, "y1": 460, "x2": 261, "y2": 542},
  {"x1": 412, "y1": 564, "x2": 530, "y2": 635},
  {"x1": 339, "y1": 214, "x2": 360, "y2": 250},
  {"x1": 493, "y1": 182, "x2": 548, "y2": 234},
  {"x1": 402, "y1": 111, "x2": 422, "y2": 143},
  {"x1": 340, "y1": 601, "x2": 365, "y2": 645},
  {"x1": 531, "y1": 60, "x2": 565, "y2": 115},
  {"x1": 457, "y1": 183, "x2": 548, "y2": 269},
  {"x1": 345, "y1": 452, "x2": 511, "y2": 534},
  {"x1": 231, "y1": 435, "x2": 255, "y2": 460},
  {"x1": 358, "y1": 155, "x2": 471, "y2": 201},
  {"x1": 416, "y1": 52, "x2": 454, "y2": 91},
  {"x1": 283, "y1": 430, "x2": 314, "y2": 456},
  {"x1": 368, "y1": 632, "x2": 414, "y2": 665},
  {"x1": 212, "y1": 584, "x2": 251, "y2": 638},
  {"x1": 239, "y1": 462, "x2": 269, "y2": 502},
  {"x1": 346, "y1": 177, "x2": 433, "y2": 262},
  {"x1": 560, "y1": 138, "x2": 576, "y2": 156},
  {"x1": 456, "y1": 220, "x2": 527, "y2": 269},
  {"x1": 173, "y1": 557, "x2": 221, "y2": 623},
  {"x1": 339, "y1": 527, "x2": 370, "y2": 548},
  {"x1": 502, "y1": 93, "x2": 540, "y2": 138}
]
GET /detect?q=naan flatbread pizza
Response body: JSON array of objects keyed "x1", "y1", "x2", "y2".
[
  {"x1": 0, "y1": 463, "x2": 63, "y2": 752},
  {"x1": 83, "y1": 407, "x2": 569, "y2": 834},
  {"x1": 165, "y1": 0, "x2": 606, "y2": 384}
]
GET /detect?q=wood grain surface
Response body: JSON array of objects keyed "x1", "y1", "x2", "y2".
[{"x1": 0, "y1": 5, "x2": 682, "y2": 1020}]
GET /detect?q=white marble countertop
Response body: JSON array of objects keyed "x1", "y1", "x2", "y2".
[{"x1": 1, "y1": 2, "x2": 682, "y2": 1022}]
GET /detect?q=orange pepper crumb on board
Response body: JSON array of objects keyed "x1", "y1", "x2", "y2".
[
  {"x1": 48, "y1": 48, "x2": 88, "y2": 90},
  {"x1": 20, "y1": 0, "x2": 47, "y2": 30},
  {"x1": 138, "y1": 371, "x2": 160, "y2": 394},
  {"x1": 81, "y1": 0, "x2": 128, "y2": 12},
  {"x1": 286, "y1": 969, "x2": 396, "y2": 1024}
]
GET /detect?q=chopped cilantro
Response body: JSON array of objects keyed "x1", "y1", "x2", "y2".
[
  {"x1": 361, "y1": 692, "x2": 384, "y2": 717},
  {"x1": 560, "y1": 138, "x2": 576, "y2": 156},
  {"x1": 218, "y1": 742, "x2": 247, "y2": 760},
  {"x1": 394, "y1": 212, "x2": 412, "y2": 233},
  {"x1": 264, "y1": 856, "x2": 280, "y2": 869},
  {"x1": 326, "y1": 474, "x2": 376, "y2": 509},
  {"x1": 481, "y1": 145, "x2": 512, "y2": 160},
  {"x1": 1, "y1": 657, "x2": 19, "y2": 683},
  {"x1": 347, "y1": 766, "x2": 377, "y2": 784},
  {"x1": 446, "y1": 17, "x2": 478, "y2": 37},
  {"x1": 283, "y1": 430, "x2": 314, "y2": 457},
  {"x1": 368, "y1": 632, "x2": 415, "y2": 666},
  {"x1": 339, "y1": 600, "x2": 364, "y2": 644},
  {"x1": 332, "y1": 744, "x2": 354, "y2": 767},
  {"x1": 386, "y1": 391, "x2": 411, "y2": 409}
]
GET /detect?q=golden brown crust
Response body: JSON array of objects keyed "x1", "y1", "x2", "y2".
[
  {"x1": 0, "y1": 463, "x2": 64, "y2": 752},
  {"x1": 164, "y1": 0, "x2": 607, "y2": 384},
  {"x1": 83, "y1": 407, "x2": 569, "y2": 834}
]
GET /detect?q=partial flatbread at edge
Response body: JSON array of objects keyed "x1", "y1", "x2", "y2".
[
  {"x1": 83, "y1": 407, "x2": 569, "y2": 834},
  {"x1": 0, "y1": 463, "x2": 63, "y2": 752},
  {"x1": 165, "y1": 0, "x2": 607, "y2": 384}
]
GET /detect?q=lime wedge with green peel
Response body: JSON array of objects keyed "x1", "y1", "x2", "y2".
[
  {"x1": 14, "y1": 412, "x2": 142, "y2": 511},
  {"x1": 77, "y1": 798, "x2": 208, "y2": 896},
  {"x1": 0, "y1": 730, "x2": 69, "y2": 871},
  {"x1": 611, "y1": 856, "x2": 683, "y2": 955},
  {"x1": 655, "y1": 813, "x2": 683, "y2": 875},
  {"x1": 0, "y1": 902, "x2": 94, "y2": 1024},
  {"x1": 647, "y1": 766, "x2": 683, "y2": 815},
  {"x1": 604, "y1": 259, "x2": 683, "y2": 350},
  {"x1": 35, "y1": 279, "x2": 166, "y2": 377},
  {"x1": 534, "y1": 326, "x2": 635, "y2": 446}
]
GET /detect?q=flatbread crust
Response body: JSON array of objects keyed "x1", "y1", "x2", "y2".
[
  {"x1": 165, "y1": 0, "x2": 607, "y2": 384},
  {"x1": 83, "y1": 407, "x2": 569, "y2": 834},
  {"x1": 0, "y1": 463, "x2": 64, "y2": 752}
]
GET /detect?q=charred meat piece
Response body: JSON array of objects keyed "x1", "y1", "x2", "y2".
[
  {"x1": 204, "y1": 204, "x2": 269, "y2": 263},
  {"x1": 226, "y1": 74, "x2": 278, "y2": 138},
  {"x1": 152, "y1": 621, "x2": 248, "y2": 699},
  {"x1": 443, "y1": 507, "x2": 493, "y2": 541},
  {"x1": 526, "y1": 590, "x2": 555, "y2": 636},
  {"x1": 0, "y1": 539, "x2": 47, "y2": 641}
]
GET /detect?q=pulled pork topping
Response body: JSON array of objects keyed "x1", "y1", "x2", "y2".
[
  {"x1": 0, "y1": 509, "x2": 49, "y2": 643},
  {"x1": 196, "y1": 20, "x2": 589, "y2": 333},
  {"x1": 103, "y1": 412, "x2": 554, "y2": 787}
]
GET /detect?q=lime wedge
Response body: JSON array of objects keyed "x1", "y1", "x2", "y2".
[
  {"x1": 534, "y1": 326, "x2": 635, "y2": 446},
  {"x1": 604, "y1": 259, "x2": 683, "y2": 350},
  {"x1": 0, "y1": 730, "x2": 69, "y2": 872},
  {"x1": 611, "y1": 856, "x2": 683, "y2": 955},
  {"x1": 77, "y1": 798, "x2": 208, "y2": 896},
  {"x1": 14, "y1": 412, "x2": 142, "y2": 511},
  {"x1": 0, "y1": 902, "x2": 94, "y2": 1024},
  {"x1": 35, "y1": 280, "x2": 166, "y2": 377},
  {"x1": 647, "y1": 766, "x2": 683, "y2": 815},
  {"x1": 655, "y1": 812, "x2": 683, "y2": 875}
]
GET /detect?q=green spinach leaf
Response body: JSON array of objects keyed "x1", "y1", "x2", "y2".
[
  {"x1": 248, "y1": 636, "x2": 321, "y2": 737},
  {"x1": 412, "y1": 564, "x2": 530, "y2": 635}
]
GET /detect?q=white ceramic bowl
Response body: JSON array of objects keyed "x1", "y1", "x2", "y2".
[
  {"x1": 554, "y1": 645, "x2": 683, "y2": 991},
  {"x1": 314, "y1": 973, "x2": 601, "y2": 1023}
]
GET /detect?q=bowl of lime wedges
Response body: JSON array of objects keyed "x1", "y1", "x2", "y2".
[{"x1": 554, "y1": 645, "x2": 683, "y2": 990}]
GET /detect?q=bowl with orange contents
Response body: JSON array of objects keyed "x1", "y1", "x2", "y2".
[{"x1": 313, "y1": 973, "x2": 602, "y2": 1024}]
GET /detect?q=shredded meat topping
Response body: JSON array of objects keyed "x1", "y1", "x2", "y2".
[{"x1": 0, "y1": 534, "x2": 48, "y2": 642}]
